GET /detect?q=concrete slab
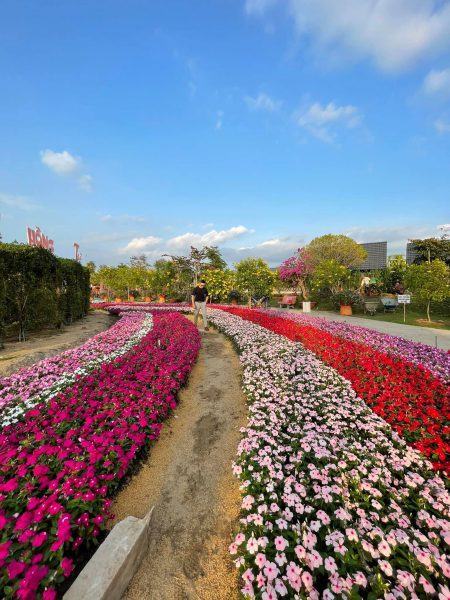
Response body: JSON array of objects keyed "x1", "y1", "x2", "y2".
[{"x1": 63, "y1": 507, "x2": 153, "y2": 600}]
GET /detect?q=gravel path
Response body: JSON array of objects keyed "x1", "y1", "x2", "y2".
[{"x1": 112, "y1": 324, "x2": 246, "y2": 600}]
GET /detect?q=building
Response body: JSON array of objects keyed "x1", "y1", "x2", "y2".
[
  {"x1": 358, "y1": 241, "x2": 387, "y2": 270},
  {"x1": 406, "y1": 242, "x2": 420, "y2": 265}
]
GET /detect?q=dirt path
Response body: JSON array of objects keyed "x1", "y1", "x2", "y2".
[
  {"x1": 112, "y1": 324, "x2": 246, "y2": 600},
  {"x1": 0, "y1": 311, "x2": 114, "y2": 377}
]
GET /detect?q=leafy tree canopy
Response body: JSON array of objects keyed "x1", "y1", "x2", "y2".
[{"x1": 307, "y1": 234, "x2": 367, "y2": 269}]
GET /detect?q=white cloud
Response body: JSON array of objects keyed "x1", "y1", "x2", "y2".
[
  {"x1": 246, "y1": 0, "x2": 450, "y2": 73},
  {"x1": 229, "y1": 236, "x2": 303, "y2": 264},
  {"x1": 167, "y1": 225, "x2": 251, "y2": 249},
  {"x1": 423, "y1": 68, "x2": 450, "y2": 96},
  {"x1": 434, "y1": 117, "x2": 450, "y2": 133},
  {"x1": 215, "y1": 110, "x2": 224, "y2": 130},
  {"x1": 344, "y1": 224, "x2": 440, "y2": 253},
  {"x1": 78, "y1": 174, "x2": 93, "y2": 192},
  {"x1": 120, "y1": 236, "x2": 162, "y2": 253},
  {"x1": 0, "y1": 193, "x2": 40, "y2": 211},
  {"x1": 245, "y1": 92, "x2": 282, "y2": 112},
  {"x1": 40, "y1": 149, "x2": 80, "y2": 175},
  {"x1": 295, "y1": 101, "x2": 362, "y2": 143},
  {"x1": 40, "y1": 149, "x2": 93, "y2": 193},
  {"x1": 245, "y1": 0, "x2": 278, "y2": 15},
  {"x1": 100, "y1": 214, "x2": 146, "y2": 223}
]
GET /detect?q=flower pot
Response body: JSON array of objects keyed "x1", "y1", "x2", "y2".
[
  {"x1": 302, "y1": 301, "x2": 311, "y2": 313},
  {"x1": 340, "y1": 305, "x2": 352, "y2": 316},
  {"x1": 144, "y1": 296, "x2": 151, "y2": 302},
  {"x1": 230, "y1": 299, "x2": 238, "y2": 305},
  {"x1": 115, "y1": 298, "x2": 122, "y2": 303},
  {"x1": 158, "y1": 296, "x2": 166, "y2": 303}
]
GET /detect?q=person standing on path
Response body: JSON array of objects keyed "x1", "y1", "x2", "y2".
[{"x1": 191, "y1": 280, "x2": 209, "y2": 331}]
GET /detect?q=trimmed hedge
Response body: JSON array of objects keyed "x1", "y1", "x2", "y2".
[{"x1": 0, "y1": 243, "x2": 90, "y2": 342}]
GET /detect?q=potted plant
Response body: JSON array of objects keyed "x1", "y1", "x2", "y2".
[
  {"x1": 228, "y1": 290, "x2": 241, "y2": 305},
  {"x1": 332, "y1": 290, "x2": 360, "y2": 316}
]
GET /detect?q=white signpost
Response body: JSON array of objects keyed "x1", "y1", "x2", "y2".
[{"x1": 397, "y1": 294, "x2": 411, "y2": 323}]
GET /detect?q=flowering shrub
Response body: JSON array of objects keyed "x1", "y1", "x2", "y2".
[
  {"x1": 0, "y1": 313, "x2": 153, "y2": 427},
  {"x1": 219, "y1": 307, "x2": 450, "y2": 475},
  {"x1": 278, "y1": 248, "x2": 313, "y2": 300},
  {"x1": 207, "y1": 308, "x2": 450, "y2": 599},
  {"x1": 270, "y1": 309, "x2": 450, "y2": 384},
  {"x1": 0, "y1": 313, "x2": 200, "y2": 598}
]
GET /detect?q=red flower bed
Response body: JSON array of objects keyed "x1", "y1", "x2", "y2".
[
  {"x1": 0, "y1": 313, "x2": 200, "y2": 599},
  {"x1": 219, "y1": 307, "x2": 450, "y2": 474}
]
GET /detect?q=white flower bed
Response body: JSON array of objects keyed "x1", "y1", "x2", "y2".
[{"x1": 207, "y1": 309, "x2": 450, "y2": 600}]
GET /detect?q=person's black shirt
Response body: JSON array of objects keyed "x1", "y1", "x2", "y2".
[{"x1": 192, "y1": 286, "x2": 208, "y2": 302}]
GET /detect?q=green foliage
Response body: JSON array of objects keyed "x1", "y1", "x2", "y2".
[
  {"x1": 0, "y1": 243, "x2": 90, "y2": 342},
  {"x1": 404, "y1": 259, "x2": 450, "y2": 321},
  {"x1": 234, "y1": 258, "x2": 275, "y2": 301},
  {"x1": 203, "y1": 269, "x2": 236, "y2": 302},
  {"x1": 311, "y1": 259, "x2": 351, "y2": 295},
  {"x1": 409, "y1": 236, "x2": 450, "y2": 265},
  {"x1": 307, "y1": 234, "x2": 367, "y2": 269},
  {"x1": 378, "y1": 255, "x2": 408, "y2": 293}
]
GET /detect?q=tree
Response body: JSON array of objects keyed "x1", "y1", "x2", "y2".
[
  {"x1": 152, "y1": 259, "x2": 180, "y2": 298},
  {"x1": 203, "y1": 269, "x2": 236, "y2": 302},
  {"x1": 278, "y1": 247, "x2": 313, "y2": 300},
  {"x1": 235, "y1": 258, "x2": 275, "y2": 305},
  {"x1": 381, "y1": 255, "x2": 408, "y2": 293},
  {"x1": 409, "y1": 236, "x2": 450, "y2": 265},
  {"x1": 164, "y1": 245, "x2": 227, "y2": 286},
  {"x1": 311, "y1": 259, "x2": 351, "y2": 295},
  {"x1": 404, "y1": 259, "x2": 450, "y2": 321},
  {"x1": 307, "y1": 234, "x2": 367, "y2": 269},
  {"x1": 85, "y1": 261, "x2": 96, "y2": 275},
  {"x1": 129, "y1": 254, "x2": 150, "y2": 269}
]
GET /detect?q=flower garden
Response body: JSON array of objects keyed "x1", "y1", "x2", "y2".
[
  {"x1": 0, "y1": 308, "x2": 200, "y2": 598},
  {"x1": 0, "y1": 301, "x2": 449, "y2": 599}
]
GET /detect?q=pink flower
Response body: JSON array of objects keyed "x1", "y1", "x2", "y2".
[
  {"x1": 255, "y1": 553, "x2": 266, "y2": 568},
  {"x1": 61, "y1": 557, "x2": 74, "y2": 577},
  {"x1": 274, "y1": 536, "x2": 288, "y2": 551},
  {"x1": 32, "y1": 532, "x2": 48, "y2": 548},
  {"x1": 0, "y1": 541, "x2": 12, "y2": 560},
  {"x1": 7, "y1": 560, "x2": 27, "y2": 579},
  {"x1": 246, "y1": 537, "x2": 258, "y2": 554}
]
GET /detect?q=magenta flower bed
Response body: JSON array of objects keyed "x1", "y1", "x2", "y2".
[
  {"x1": 267, "y1": 309, "x2": 450, "y2": 383},
  {"x1": 0, "y1": 313, "x2": 200, "y2": 599}
]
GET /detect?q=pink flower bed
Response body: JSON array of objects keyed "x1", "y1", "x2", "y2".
[{"x1": 0, "y1": 312, "x2": 200, "y2": 598}]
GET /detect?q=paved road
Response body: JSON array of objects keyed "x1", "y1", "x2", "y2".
[{"x1": 286, "y1": 309, "x2": 450, "y2": 350}]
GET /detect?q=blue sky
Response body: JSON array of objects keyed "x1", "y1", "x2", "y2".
[{"x1": 0, "y1": 0, "x2": 449, "y2": 266}]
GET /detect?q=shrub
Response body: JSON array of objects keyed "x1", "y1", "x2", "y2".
[{"x1": 0, "y1": 244, "x2": 90, "y2": 342}]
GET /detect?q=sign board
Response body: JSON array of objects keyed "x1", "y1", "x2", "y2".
[
  {"x1": 397, "y1": 294, "x2": 411, "y2": 304},
  {"x1": 74, "y1": 242, "x2": 81, "y2": 262},
  {"x1": 26, "y1": 226, "x2": 54, "y2": 253}
]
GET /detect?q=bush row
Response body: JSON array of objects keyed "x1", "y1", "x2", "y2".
[{"x1": 0, "y1": 244, "x2": 90, "y2": 342}]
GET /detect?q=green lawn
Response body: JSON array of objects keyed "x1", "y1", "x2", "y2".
[{"x1": 344, "y1": 308, "x2": 450, "y2": 330}]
